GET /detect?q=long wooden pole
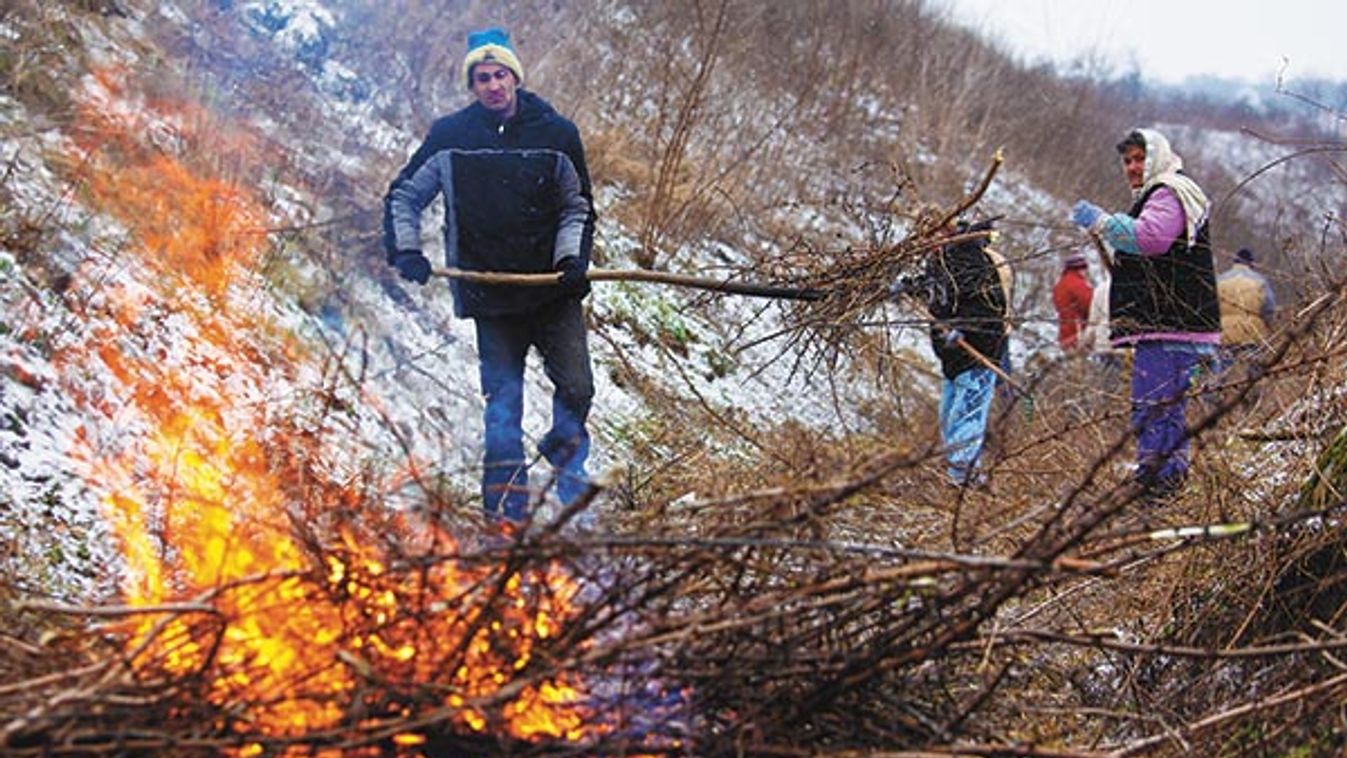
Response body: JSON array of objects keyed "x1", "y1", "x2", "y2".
[
  {"x1": 433, "y1": 265, "x2": 1027, "y2": 396},
  {"x1": 432, "y1": 266, "x2": 827, "y2": 301}
]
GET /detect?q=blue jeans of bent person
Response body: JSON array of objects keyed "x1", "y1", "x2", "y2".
[
  {"x1": 475, "y1": 298, "x2": 593, "y2": 521},
  {"x1": 940, "y1": 366, "x2": 997, "y2": 485}
]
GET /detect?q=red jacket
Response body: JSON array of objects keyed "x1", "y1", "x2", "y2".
[{"x1": 1052, "y1": 268, "x2": 1093, "y2": 349}]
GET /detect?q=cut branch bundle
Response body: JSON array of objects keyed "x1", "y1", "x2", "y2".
[{"x1": 431, "y1": 151, "x2": 1006, "y2": 365}]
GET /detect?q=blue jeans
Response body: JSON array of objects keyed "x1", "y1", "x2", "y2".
[
  {"x1": 1130, "y1": 342, "x2": 1201, "y2": 490},
  {"x1": 475, "y1": 298, "x2": 593, "y2": 521},
  {"x1": 940, "y1": 367, "x2": 997, "y2": 485}
]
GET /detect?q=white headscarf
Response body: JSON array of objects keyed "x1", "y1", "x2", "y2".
[{"x1": 1133, "y1": 128, "x2": 1210, "y2": 247}]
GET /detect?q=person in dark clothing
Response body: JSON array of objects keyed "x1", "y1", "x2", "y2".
[
  {"x1": 894, "y1": 216, "x2": 1009, "y2": 487},
  {"x1": 1070, "y1": 128, "x2": 1220, "y2": 499},
  {"x1": 383, "y1": 27, "x2": 597, "y2": 522}
]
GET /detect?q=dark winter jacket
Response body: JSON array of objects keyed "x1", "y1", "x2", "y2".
[
  {"x1": 383, "y1": 90, "x2": 595, "y2": 318},
  {"x1": 1108, "y1": 183, "x2": 1220, "y2": 343},
  {"x1": 923, "y1": 224, "x2": 1008, "y2": 380}
]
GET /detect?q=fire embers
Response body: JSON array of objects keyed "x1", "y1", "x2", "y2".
[{"x1": 114, "y1": 522, "x2": 597, "y2": 754}]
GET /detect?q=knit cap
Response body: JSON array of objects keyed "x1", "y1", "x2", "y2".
[
  {"x1": 1235, "y1": 248, "x2": 1255, "y2": 264},
  {"x1": 1063, "y1": 252, "x2": 1088, "y2": 269},
  {"x1": 461, "y1": 27, "x2": 523, "y2": 89}
]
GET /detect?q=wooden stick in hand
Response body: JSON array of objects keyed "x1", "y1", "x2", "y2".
[{"x1": 432, "y1": 266, "x2": 826, "y2": 301}]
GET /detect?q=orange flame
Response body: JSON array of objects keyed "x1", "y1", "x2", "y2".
[
  {"x1": 89, "y1": 154, "x2": 264, "y2": 295},
  {"x1": 60, "y1": 68, "x2": 596, "y2": 753}
]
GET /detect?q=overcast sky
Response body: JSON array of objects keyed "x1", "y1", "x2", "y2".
[{"x1": 935, "y1": 0, "x2": 1347, "y2": 85}]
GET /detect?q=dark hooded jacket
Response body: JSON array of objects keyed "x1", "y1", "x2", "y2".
[
  {"x1": 383, "y1": 90, "x2": 595, "y2": 318},
  {"x1": 923, "y1": 222, "x2": 1008, "y2": 380}
]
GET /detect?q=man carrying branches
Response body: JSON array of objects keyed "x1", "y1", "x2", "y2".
[{"x1": 381, "y1": 26, "x2": 597, "y2": 523}]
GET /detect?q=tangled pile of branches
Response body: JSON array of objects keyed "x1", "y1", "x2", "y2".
[{"x1": 5, "y1": 282, "x2": 1347, "y2": 757}]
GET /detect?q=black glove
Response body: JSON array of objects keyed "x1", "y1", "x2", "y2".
[
  {"x1": 392, "y1": 249, "x2": 430, "y2": 285},
  {"x1": 555, "y1": 256, "x2": 588, "y2": 297}
]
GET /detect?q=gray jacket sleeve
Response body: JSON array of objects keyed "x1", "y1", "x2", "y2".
[
  {"x1": 389, "y1": 153, "x2": 454, "y2": 257},
  {"x1": 551, "y1": 152, "x2": 590, "y2": 265}
]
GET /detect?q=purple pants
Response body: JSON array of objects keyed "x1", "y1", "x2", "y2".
[{"x1": 1130, "y1": 342, "x2": 1200, "y2": 487}]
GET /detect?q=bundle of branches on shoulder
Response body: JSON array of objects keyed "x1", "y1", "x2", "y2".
[{"x1": 775, "y1": 150, "x2": 1005, "y2": 365}]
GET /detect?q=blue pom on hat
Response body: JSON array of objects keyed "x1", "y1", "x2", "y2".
[
  {"x1": 467, "y1": 27, "x2": 510, "y2": 49},
  {"x1": 462, "y1": 26, "x2": 524, "y2": 89}
]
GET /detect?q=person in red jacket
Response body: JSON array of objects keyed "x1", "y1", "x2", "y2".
[{"x1": 1052, "y1": 251, "x2": 1093, "y2": 351}]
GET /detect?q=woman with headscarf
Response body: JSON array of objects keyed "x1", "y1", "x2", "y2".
[{"x1": 1069, "y1": 128, "x2": 1221, "y2": 499}]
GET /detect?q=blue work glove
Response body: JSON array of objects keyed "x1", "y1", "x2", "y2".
[
  {"x1": 555, "y1": 256, "x2": 588, "y2": 297},
  {"x1": 943, "y1": 328, "x2": 965, "y2": 348},
  {"x1": 392, "y1": 249, "x2": 431, "y2": 285},
  {"x1": 1070, "y1": 200, "x2": 1104, "y2": 230}
]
